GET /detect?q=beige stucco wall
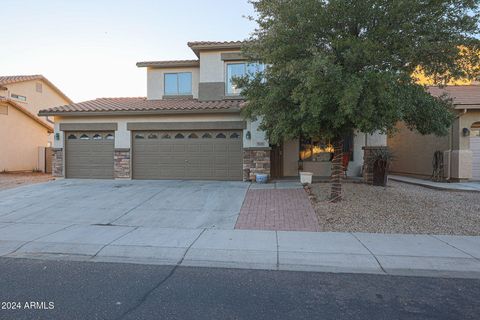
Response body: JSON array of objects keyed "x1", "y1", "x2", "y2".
[
  {"x1": 3, "y1": 80, "x2": 70, "y2": 120},
  {"x1": 388, "y1": 122, "x2": 450, "y2": 178},
  {"x1": 147, "y1": 67, "x2": 200, "y2": 100},
  {"x1": 0, "y1": 103, "x2": 51, "y2": 171},
  {"x1": 458, "y1": 110, "x2": 480, "y2": 150},
  {"x1": 54, "y1": 114, "x2": 268, "y2": 150},
  {"x1": 199, "y1": 51, "x2": 225, "y2": 83}
]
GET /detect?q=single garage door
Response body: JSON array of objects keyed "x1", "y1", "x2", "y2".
[
  {"x1": 132, "y1": 130, "x2": 243, "y2": 180},
  {"x1": 471, "y1": 136, "x2": 480, "y2": 180},
  {"x1": 65, "y1": 131, "x2": 114, "y2": 179}
]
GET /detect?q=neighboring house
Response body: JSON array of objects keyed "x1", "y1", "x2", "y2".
[
  {"x1": 39, "y1": 41, "x2": 385, "y2": 180},
  {"x1": 388, "y1": 85, "x2": 480, "y2": 181},
  {"x1": 0, "y1": 75, "x2": 72, "y2": 172}
]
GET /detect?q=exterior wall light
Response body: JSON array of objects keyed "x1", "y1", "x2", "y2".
[
  {"x1": 462, "y1": 128, "x2": 470, "y2": 137},
  {"x1": 246, "y1": 131, "x2": 251, "y2": 140}
]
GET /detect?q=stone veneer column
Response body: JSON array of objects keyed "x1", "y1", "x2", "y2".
[
  {"x1": 51, "y1": 148, "x2": 64, "y2": 177},
  {"x1": 362, "y1": 146, "x2": 388, "y2": 184},
  {"x1": 242, "y1": 148, "x2": 271, "y2": 181},
  {"x1": 114, "y1": 148, "x2": 131, "y2": 179}
]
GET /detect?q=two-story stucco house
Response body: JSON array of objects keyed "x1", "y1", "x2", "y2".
[
  {"x1": 39, "y1": 41, "x2": 386, "y2": 180},
  {"x1": 0, "y1": 75, "x2": 72, "y2": 172}
]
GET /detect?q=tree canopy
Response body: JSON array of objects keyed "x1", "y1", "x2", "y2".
[{"x1": 239, "y1": 0, "x2": 480, "y2": 144}]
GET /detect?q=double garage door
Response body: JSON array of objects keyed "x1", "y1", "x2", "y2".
[
  {"x1": 65, "y1": 130, "x2": 243, "y2": 180},
  {"x1": 132, "y1": 130, "x2": 243, "y2": 180}
]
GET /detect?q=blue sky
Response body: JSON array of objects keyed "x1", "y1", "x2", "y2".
[{"x1": 0, "y1": 0, "x2": 256, "y2": 102}]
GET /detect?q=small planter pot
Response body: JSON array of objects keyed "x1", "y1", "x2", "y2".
[
  {"x1": 256, "y1": 173, "x2": 268, "y2": 183},
  {"x1": 299, "y1": 172, "x2": 313, "y2": 184}
]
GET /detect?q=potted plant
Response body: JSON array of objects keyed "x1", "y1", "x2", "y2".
[{"x1": 367, "y1": 148, "x2": 394, "y2": 186}]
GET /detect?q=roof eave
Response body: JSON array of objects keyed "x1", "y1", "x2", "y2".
[
  {"x1": 39, "y1": 108, "x2": 242, "y2": 117},
  {"x1": 454, "y1": 104, "x2": 480, "y2": 109},
  {"x1": 136, "y1": 61, "x2": 200, "y2": 68},
  {"x1": 187, "y1": 42, "x2": 246, "y2": 57}
]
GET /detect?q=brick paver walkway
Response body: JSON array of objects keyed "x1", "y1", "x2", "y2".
[{"x1": 235, "y1": 189, "x2": 319, "y2": 231}]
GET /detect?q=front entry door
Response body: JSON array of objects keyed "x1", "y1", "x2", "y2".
[{"x1": 270, "y1": 144, "x2": 283, "y2": 179}]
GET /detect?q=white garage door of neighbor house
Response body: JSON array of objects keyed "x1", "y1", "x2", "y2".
[{"x1": 471, "y1": 136, "x2": 480, "y2": 180}]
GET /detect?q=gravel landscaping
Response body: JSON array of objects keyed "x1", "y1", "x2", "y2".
[
  {"x1": 311, "y1": 181, "x2": 480, "y2": 235},
  {"x1": 0, "y1": 172, "x2": 54, "y2": 191}
]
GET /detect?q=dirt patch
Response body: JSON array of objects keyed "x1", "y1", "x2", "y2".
[
  {"x1": 311, "y1": 181, "x2": 480, "y2": 235},
  {"x1": 0, "y1": 172, "x2": 54, "y2": 191}
]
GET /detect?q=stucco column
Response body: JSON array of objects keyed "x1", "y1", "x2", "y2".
[{"x1": 447, "y1": 116, "x2": 473, "y2": 181}]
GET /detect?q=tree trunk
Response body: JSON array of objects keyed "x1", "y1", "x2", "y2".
[{"x1": 330, "y1": 138, "x2": 344, "y2": 202}]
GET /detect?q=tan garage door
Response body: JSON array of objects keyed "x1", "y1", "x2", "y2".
[
  {"x1": 65, "y1": 131, "x2": 114, "y2": 179},
  {"x1": 132, "y1": 130, "x2": 243, "y2": 180},
  {"x1": 471, "y1": 136, "x2": 480, "y2": 180}
]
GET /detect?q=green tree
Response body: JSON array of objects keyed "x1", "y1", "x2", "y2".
[{"x1": 238, "y1": 0, "x2": 480, "y2": 201}]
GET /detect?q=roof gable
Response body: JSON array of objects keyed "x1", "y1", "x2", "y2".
[{"x1": 0, "y1": 75, "x2": 73, "y2": 104}]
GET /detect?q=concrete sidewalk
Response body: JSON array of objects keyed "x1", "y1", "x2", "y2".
[
  {"x1": 0, "y1": 222, "x2": 479, "y2": 279},
  {"x1": 390, "y1": 175, "x2": 480, "y2": 192}
]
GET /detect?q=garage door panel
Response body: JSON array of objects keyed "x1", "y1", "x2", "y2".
[
  {"x1": 199, "y1": 145, "x2": 215, "y2": 152},
  {"x1": 65, "y1": 131, "x2": 114, "y2": 179},
  {"x1": 133, "y1": 130, "x2": 242, "y2": 180}
]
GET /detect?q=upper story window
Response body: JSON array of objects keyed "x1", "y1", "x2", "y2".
[
  {"x1": 226, "y1": 62, "x2": 265, "y2": 95},
  {"x1": 164, "y1": 72, "x2": 192, "y2": 95},
  {"x1": 11, "y1": 93, "x2": 27, "y2": 102}
]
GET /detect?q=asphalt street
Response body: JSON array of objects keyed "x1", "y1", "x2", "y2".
[{"x1": 0, "y1": 257, "x2": 478, "y2": 320}]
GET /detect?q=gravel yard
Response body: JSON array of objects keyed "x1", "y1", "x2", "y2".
[
  {"x1": 0, "y1": 172, "x2": 54, "y2": 191},
  {"x1": 311, "y1": 181, "x2": 480, "y2": 235}
]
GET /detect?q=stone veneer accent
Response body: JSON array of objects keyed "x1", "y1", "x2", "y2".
[
  {"x1": 114, "y1": 149, "x2": 131, "y2": 179},
  {"x1": 362, "y1": 146, "x2": 389, "y2": 184},
  {"x1": 52, "y1": 148, "x2": 64, "y2": 177},
  {"x1": 243, "y1": 148, "x2": 271, "y2": 181}
]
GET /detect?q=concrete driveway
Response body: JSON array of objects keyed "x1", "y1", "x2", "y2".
[{"x1": 0, "y1": 179, "x2": 249, "y2": 229}]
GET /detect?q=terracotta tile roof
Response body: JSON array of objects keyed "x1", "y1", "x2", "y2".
[
  {"x1": 0, "y1": 74, "x2": 73, "y2": 104},
  {"x1": 0, "y1": 97, "x2": 53, "y2": 132},
  {"x1": 39, "y1": 97, "x2": 245, "y2": 115},
  {"x1": 136, "y1": 60, "x2": 199, "y2": 68},
  {"x1": 187, "y1": 40, "x2": 247, "y2": 47},
  {"x1": 187, "y1": 40, "x2": 248, "y2": 56},
  {"x1": 428, "y1": 85, "x2": 480, "y2": 106},
  {"x1": 0, "y1": 75, "x2": 44, "y2": 85}
]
